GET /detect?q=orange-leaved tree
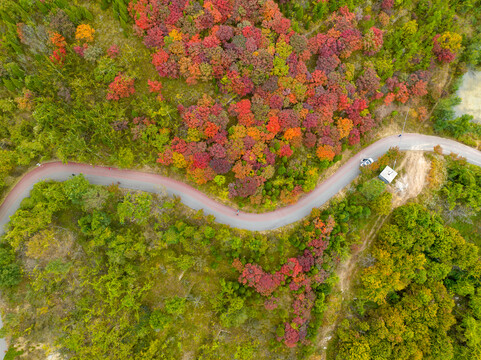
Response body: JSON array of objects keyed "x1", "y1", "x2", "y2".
[
  {"x1": 50, "y1": 32, "x2": 66, "y2": 48},
  {"x1": 267, "y1": 116, "x2": 281, "y2": 134},
  {"x1": 337, "y1": 118, "x2": 353, "y2": 139},
  {"x1": 284, "y1": 127, "x2": 301, "y2": 141},
  {"x1": 75, "y1": 24, "x2": 95, "y2": 42},
  {"x1": 316, "y1": 145, "x2": 335, "y2": 161}
]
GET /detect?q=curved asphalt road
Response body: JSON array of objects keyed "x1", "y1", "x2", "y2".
[
  {"x1": 1, "y1": 134, "x2": 480, "y2": 235},
  {"x1": 0, "y1": 133, "x2": 480, "y2": 357}
]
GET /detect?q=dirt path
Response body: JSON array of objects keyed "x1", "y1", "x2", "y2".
[
  {"x1": 314, "y1": 215, "x2": 388, "y2": 359},
  {"x1": 313, "y1": 153, "x2": 431, "y2": 358}
]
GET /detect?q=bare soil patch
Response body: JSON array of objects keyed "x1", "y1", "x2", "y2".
[
  {"x1": 375, "y1": 118, "x2": 403, "y2": 139},
  {"x1": 453, "y1": 70, "x2": 481, "y2": 123},
  {"x1": 390, "y1": 151, "x2": 430, "y2": 207}
]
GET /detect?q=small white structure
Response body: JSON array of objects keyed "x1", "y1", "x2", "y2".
[{"x1": 379, "y1": 166, "x2": 398, "y2": 184}]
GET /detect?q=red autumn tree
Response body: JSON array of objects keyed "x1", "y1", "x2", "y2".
[
  {"x1": 232, "y1": 160, "x2": 252, "y2": 179},
  {"x1": 264, "y1": 297, "x2": 278, "y2": 310},
  {"x1": 49, "y1": 32, "x2": 67, "y2": 66},
  {"x1": 410, "y1": 80, "x2": 428, "y2": 98},
  {"x1": 50, "y1": 32, "x2": 66, "y2": 48},
  {"x1": 148, "y1": 79, "x2": 163, "y2": 100},
  {"x1": 204, "y1": 121, "x2": 220, "y2": 138},
  {"x1": 356, "y1": 68, "x2": 380, "y2": 95},
  {"x1": 50, "y1": 47, "x2": 66, "y2": 66},
  {"x1": 230, "y1": 99, "x2": 255, "y2": 127},
  {"x1": 348, "y1": 128, "x2": 361, "y2": 146},
  {"x1": 210, "y1": 158, "x2": 232, "y2": 174},
  {"x1": 303, "y1": 132, "x2": 317, "y2": 148},
  {"x1": 384, "y1": 92, "x2": 396, "y2": 106},
  {"x1": 297, "y1": 250, "x2": 315, "y2": 272},
  {"x1": 279, "y1": 145, "x2": 293, "y2": 157},
  {"x1": 239, "y1": 264, "x2": 284, "y2": 296},
  {"x1": 148, "y1": 79, "x2": 163, "y2": 93},
  {"x1": 107, "y1": 44, "x2": 120, "y2": 58},
  {"x1": 267, "y1": 116, "x2": 281, "y2": 134},
  {"x1": 280, "y1": 258, "x2": 302, "y2": 278},
  {"x1": 381, "y1": 0, "x2": 394, "y2": 11},
  {"x1": 193, "y1": 152, "x2": 211, "y2": 169},
  {"x1": 417, "y1": 106, "x2": 428, "y2": 122},
  {"x1": 363, "y1": 27, "x2": 383, "y2": 55},
  {"x1": 228, "y1": 177, "x2": 261, "y2": 198},
  {"x1": 395, "y1": 83, "x2": 410, "y2": 104},
  {"x1": 283, "y1": 323, "x2": 300, "y2": 348},
  {"x1": 107, "y1": 73, "x2": 136, "y2": 100},
  {"x1": 432, "y1": 32, "x2": 462, "y2": 63}
]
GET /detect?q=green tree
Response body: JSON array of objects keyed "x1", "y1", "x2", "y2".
[
  {"x1": 117, "y1": 192, "x2": 152, "y2": 224},
  {"x1": 360, "y1": 179, "x2": 386, "y2": 201},
  {"x1": 149, "y1": 309, "x2": 171, "y2": 330},
  {"x1": 371, "y1": 191, "x2": 392, "y2": 215},
  {"x1": 63, "y1": 174, "x2": 91, "y2": 205},
  {"x1": 214, "y1": 175, "x2": 225, "y2": 187},
  {"x1": 0, "y1": 245, "x2": 21, "y2": 288}
]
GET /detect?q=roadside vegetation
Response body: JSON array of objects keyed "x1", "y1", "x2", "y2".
[
  {"x1": 0, "y1": 147, "x2": 403, "y2": 358},
  {"x1": 0, "y1": 0, "x2": 480, "y2": 211},
  {"x1": 1, "y1": 139, "x2": 480, "y2": 359}
]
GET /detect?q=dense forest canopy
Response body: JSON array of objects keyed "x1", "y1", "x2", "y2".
[
  {"x1": 1, "y1": 150, "x2": 481, "y2": 359},
  {"x1": 0, "y1": 175, "x2": 346, "y2": 358},
  {"x1": 0, "y1": 0, "x2": 480, "y2": 209},
  {"x1": 0, "y1": 0, "x2": 480, "y2": 358}
]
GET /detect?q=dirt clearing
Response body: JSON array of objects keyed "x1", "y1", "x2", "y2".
[
  {"x1": 391, "y1": 151, "x2": 430, "y2": 207},
  {"x1": 453, "y1": 70, "x2": 481, "y2": 123}
]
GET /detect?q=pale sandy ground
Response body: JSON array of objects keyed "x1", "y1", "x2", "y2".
[
  {"x1": 391, "y1": 151, "x2": 430, "y2": 207},
  {"x1": 453, "y1": 70, "x2": 481, "y2": 123}
]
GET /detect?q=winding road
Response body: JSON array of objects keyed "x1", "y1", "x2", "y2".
[
  {"x1": 0, "y1": 133, "x2": 480, "y2": 357},
  {"x1": 1, "y1": 134, "x2": 481, "y2": 235}
]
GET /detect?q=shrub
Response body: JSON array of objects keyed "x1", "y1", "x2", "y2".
[
  {"x1": 165, "y1": 296, "x2": 187, "y2": 317},
  {"x1": 94, "y1": 57, "x2": 119, "y2": 83},
  {"x1": 360, "y1": 178, "x2": 386, "y2": 201},
  {"x1": 149, "y1": 310, "x2": 171, "y2": 330},
  {"x1": 106, "y1": 73, "x2": 135, "y2": 101},
  {"x1": 84, "y1": 46, "x2": 104, "y2": 63},
  {"x1": 0, "y1": 247, "x2": 21, "y2": 288}
]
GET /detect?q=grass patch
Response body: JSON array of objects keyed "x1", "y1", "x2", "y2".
[
  {"x1": 4, "y1": 346, "x2": 24, "y2": 360},
  {"x1": 449, "y1": 213, "x2": 481, "y2": 247}
]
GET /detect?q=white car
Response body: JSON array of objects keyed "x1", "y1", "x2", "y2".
[{"x1": 360, "y1": 158, "x2": 374, "y2": 167}]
